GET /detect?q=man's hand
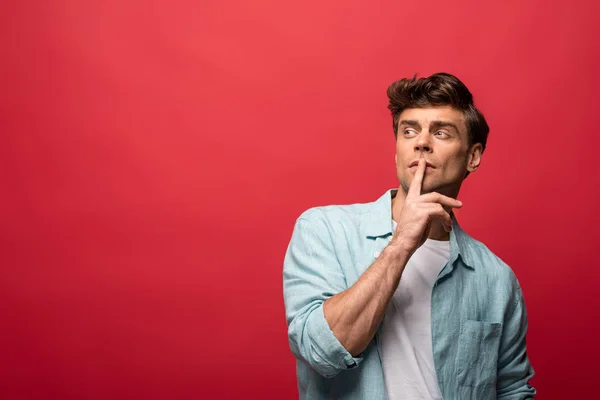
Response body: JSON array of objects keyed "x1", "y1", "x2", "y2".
[{"x1": 389, "y1": 158, "x2": 463, "y2": 256}]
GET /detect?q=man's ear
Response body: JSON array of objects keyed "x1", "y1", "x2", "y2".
[
  {"x1": 395, "y1": 153, "x2": 398, "y2": 167},
  {"x1": 466, "y1": 143, "x2": 483, "y2": 173}
]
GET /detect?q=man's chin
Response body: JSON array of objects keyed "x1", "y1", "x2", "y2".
[
  {"x1": 419, "y1": 187, "x2": 438, "y2": 195},
  {"x1": 400, "y1": 178, "x2": 457, "y2": 197}
]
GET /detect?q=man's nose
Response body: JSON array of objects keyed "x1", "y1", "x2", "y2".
[{"x1": 414, "y1": 132, "x2": 432, "y2": 153}]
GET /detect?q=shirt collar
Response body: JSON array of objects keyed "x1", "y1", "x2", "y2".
[{"x1": 364, "y1": 188, "x2": 475, "y2": 269}]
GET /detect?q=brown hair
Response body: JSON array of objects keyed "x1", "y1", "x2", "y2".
[{"x1": 387, "y1": 72, "x2": 489, "y2": 152}]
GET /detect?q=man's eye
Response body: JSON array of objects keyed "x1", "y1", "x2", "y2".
[
  {"x1": 435, "y1": 131, "x2": 447, "y2": 137},
  {"x1": 404, "y1": 129, "x2": 417, "y2": 136}
]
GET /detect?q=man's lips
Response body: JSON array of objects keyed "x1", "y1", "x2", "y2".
[{"x1": 408, "y1": 160, "x2": 435, "y2": 168}]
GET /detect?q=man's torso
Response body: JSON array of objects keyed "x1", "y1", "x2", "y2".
[{"x1": 286, "y1": 190, "x2": 526, "y2": 399}]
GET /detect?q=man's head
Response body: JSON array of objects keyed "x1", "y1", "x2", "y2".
[{"x1": 387, "y1": 72, "x2": 489, "y2": 197}]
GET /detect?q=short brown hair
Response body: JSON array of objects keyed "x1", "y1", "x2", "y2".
[{"x1": 387, "y1": 72, "x2": 489, "y2": 152}]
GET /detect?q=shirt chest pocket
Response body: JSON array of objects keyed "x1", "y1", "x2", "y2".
[{"x1": 456, "y1": 319, "x2": 503, "y2": 388}]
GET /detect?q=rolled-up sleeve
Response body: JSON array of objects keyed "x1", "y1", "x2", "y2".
[
  {"x1": 497, "y1": 278, "x2": 536, "y2": 398},
  {"x1": 283, "y1": 212, "x2": 363, "y2": 378}
]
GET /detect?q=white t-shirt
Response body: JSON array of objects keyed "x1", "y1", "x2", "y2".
[{"x1": 381, "y1": 220, "x2": 451, "y2": 400}]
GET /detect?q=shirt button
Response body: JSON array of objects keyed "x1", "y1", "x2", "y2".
[{"x1": 374, "y1": 250, "x2": 381, "y2": 258}]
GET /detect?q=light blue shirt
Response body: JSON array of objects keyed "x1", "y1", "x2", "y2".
[{"x1": 283, "y1": 189, "x2": 535, "y2": 399}]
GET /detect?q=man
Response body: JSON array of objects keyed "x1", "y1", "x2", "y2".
[{"x1": 283, "y1": 73, "x2": 535, "y2": 399}]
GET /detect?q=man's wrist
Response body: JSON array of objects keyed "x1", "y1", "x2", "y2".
[{"x1": 382, "y1": 241, "x2": 412, "y2": 270}]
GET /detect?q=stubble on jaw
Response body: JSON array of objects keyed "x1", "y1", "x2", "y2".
[{"x1": 398, "y1": 174, "x2": 460, "y2": 199}]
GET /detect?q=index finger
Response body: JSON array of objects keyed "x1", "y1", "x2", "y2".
[{"x1": 407, "y1": 158, "x2": 426, "y2": 199}]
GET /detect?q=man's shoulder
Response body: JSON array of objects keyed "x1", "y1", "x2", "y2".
[
  {"x1": 461, "y1": 233, "x2": 522, "y2": 289},
  {"x1": 296, "y1": 197, "x2": 377, "y2": 226}
]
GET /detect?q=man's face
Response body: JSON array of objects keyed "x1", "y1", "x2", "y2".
[{"x1": 395, "y1": 106, "x2": 480, "y2": 196}]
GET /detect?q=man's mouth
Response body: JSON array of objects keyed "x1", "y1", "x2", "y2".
[{"x1": 408, "y1": 160, "x2": 435, "y2": 168}]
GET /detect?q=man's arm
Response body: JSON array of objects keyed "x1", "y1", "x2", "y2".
[
  {"x1": 322, "y1": 237, "x2": 409, "y2": 356},
  {"x1": 283, "y1": 213, "x2": 409, "y2": 377},
  {"x1": 496, "y1": 280, "x2": 536, "y2": 398}
]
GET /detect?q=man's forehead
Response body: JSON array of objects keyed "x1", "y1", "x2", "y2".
[{"x1": 398, "y1": 106, "x2": 465, "y2": 125}]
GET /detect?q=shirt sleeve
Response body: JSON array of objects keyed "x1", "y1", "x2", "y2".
[
  {"x1": 496, "y1": 278, "x2": 536, "y2": 398},
  {"x1": 283, "y1": 212, "x2": 364, "y2": 378}
]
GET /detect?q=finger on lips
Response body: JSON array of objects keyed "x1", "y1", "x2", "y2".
[{"x1": 408, "y1": 158, "x2": 427, "y2": 198}]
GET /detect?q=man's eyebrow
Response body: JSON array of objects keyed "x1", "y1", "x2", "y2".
[
  {"x1": 398, "y1": 120, "x2": 421, "y2": 128},
  {"x1": 429, "y1": 120, "x2": 460, "y2": 131}
]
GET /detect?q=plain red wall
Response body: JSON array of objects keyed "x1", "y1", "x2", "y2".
[{"x1": 2, "y1": 1, "x2": 600, "y2": 398}]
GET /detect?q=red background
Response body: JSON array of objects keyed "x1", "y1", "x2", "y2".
[{"x1": 2, "y1": 1, "x2": 599, "y2": 398}]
